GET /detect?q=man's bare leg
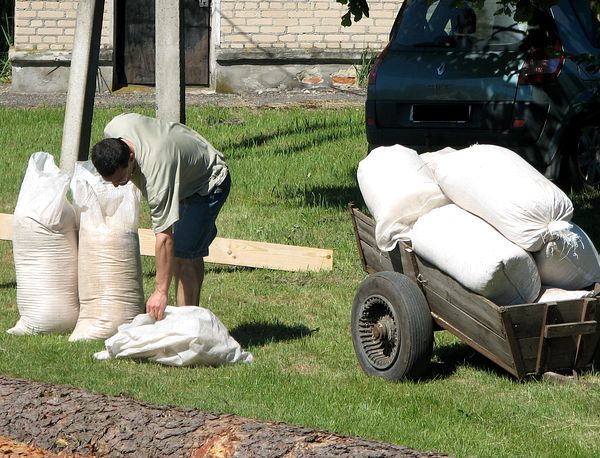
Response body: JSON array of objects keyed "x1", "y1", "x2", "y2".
[{"x1": 174, "y1": 257, "x2": 205, "y2": 306}]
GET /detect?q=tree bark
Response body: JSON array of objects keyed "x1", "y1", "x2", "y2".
[{"x1": 0, "y1": 376, "x2": 448, "y2": 457}]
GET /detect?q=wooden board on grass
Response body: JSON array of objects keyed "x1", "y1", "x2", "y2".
[{"x1": 0, "y1": 213, "x2": 333, "y2": 272}]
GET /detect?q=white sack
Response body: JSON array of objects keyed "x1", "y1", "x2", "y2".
[
  {"x1": 432, "y1": 144, "x2": 573, "y2": 252},
  {"x1": 94, "y1": 306, "x2": 253, "y2": 366},
  {"x1": 534, "y1": 223, "x2": 600, "y2": 290},
  {"x1": 537, "y1": 286, "x2": 595, "y2": 303},
  {"x1": 8, "y1": 152, "x2": 79, "y2": 335},
  {"x1": 411, "y1": 204, "x2": 541, "y2": 305},
  {"x1": 69, "y1": 161, "x2": 144, "y2": 341},
  {"x1": 420, "y1": 147, "x2": 456, "y2": 174},
  {"x1": 357, "y1": 145, "x2": 450, "y2": 251}
]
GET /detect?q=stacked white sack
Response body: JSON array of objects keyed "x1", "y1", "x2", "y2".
[
  {"x1": 534, "y1": 223, "x2": 600, "y2": 290},
  {"x1": 420, "y1": 147, "x2": 456, "y2": 174},
  {"x1": 8, "y1": 152, "x2": 79, "y2": 335},
  {"x1": 432, "y1": 144, "x2": 573, "y2": 252},
  {"x1": 412, "y1": 204, "x2": 541, "y2": 305},
  {"x1": 357, "y1": 145, "x2": 450, "y2": 251},
  {"x1": 94, "y1": 306, "x2": 253, "y2": 366},
  {"x1": 69, "y1": 161, "x2": 144, "y2": 341}
]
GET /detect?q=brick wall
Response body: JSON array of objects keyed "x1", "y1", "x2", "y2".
[
  {"x1": 219, "y1": 0, "x2": 398, "y2": 52},
  {"x1": 14, "y1": 0, "x2": 112, "y2": 52},
  {"x1": 11, "y1": 0, "x2": 400, "y2": 92},
  {"x1": 13, "y1": 0, "x2": 397, "y2": 54}
]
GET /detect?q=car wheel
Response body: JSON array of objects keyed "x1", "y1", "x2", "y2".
[
  {"x1": 567, "y1": 120, "x2": 600, "y2": 190},
  {"x1": 351, "y1": 271, "x2": 433, "y2": 381}
]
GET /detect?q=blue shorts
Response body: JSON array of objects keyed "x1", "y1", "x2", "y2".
[{"x1": 174, "y1": 173, "x2": 231, "y2": 259}]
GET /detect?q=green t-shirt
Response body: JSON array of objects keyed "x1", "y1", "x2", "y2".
[{"x1": 104, "y1": 113, "x2": 228, "y2": 233}]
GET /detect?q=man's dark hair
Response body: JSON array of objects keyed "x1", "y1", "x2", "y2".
[{"x1": 91, "y1": 138, "x2": 130, "y2": 177}]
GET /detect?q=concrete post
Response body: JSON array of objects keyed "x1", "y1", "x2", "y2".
[
  {"x1": 59, "y1": 0, "x2": 105, "y2": 175},
  {"x1": 155, "y1": 0, "x2": 186, "y2": 124}
]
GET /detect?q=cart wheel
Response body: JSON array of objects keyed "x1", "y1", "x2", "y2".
[{"x1": 352, "y1": 271, "x2": 433, "y2": 381}]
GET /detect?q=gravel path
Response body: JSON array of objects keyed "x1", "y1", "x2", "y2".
[{"x1": 0, "y1": 83, "x2": 366, "y2": 108}]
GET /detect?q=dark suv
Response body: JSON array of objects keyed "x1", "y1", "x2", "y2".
[{"x1": 365, "y1": 0, "x2": 600, "y2": 189}]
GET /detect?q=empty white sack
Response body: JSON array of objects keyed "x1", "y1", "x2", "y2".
[
  {"x1": 69, "y1": 161, "x2": 144, "y2": 341},
  {"x1": 8, "y1": 152, "x2": 79, "y2": 335},
  {"x1": 411, "y1": 204, "x2": 541, "y2": 305},
  {"x1": 94, "y1": 306, "x2": 253, "y2": 366},
  {"x1": 357, "y1": 145, "x2": 450, "y2": 251},
  {"x1": 537, "y1": 286, "x2": 595, "y2": 303},
  {"x1": 534, "y1": 223, "x2": 600, "y2": 290},
  {"x1": 432, "y1": 144, "x2": 573, "y2": 252}
]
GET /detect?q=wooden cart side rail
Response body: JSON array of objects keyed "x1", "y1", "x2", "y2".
[
  {"x1": 349, "y1": 204, "x2": 374, "y2": 274},
  {"x1": 348, "y1": 204, "x2": 403, "y2": 275},
  {"x1": 414, "y1": 259, "x2": 520, "y2": 376},
  {"x1": 415, "y1": 258, "x2": 505, "y2": 336},
  {"x1": 425, "y1": 288, "x2": 516, "y2": 373},
  {"x1": 432, "y1": 312, "x2": 519, "y2": 378}
]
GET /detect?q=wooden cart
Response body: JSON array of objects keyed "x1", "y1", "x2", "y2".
[{"x1": 349, "y1": 204, "x2": 600, "y2": 380}]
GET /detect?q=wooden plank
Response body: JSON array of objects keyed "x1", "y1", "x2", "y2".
[
  {"x1": 535, "y1": 302, "x2": 555, "y2": 373},
  {"x1": 1, "y1": 213, "x2": 333, "y2": 272},
  {"x1": 575, "y1": 302, "x2": 600, "y2": 369},
  {"x1": 544, "y1": 321, "x2": 600, "y2": 339},
  {"x1": 500, "y1": 310, "x2": 527, "y2": 379},
  {"x1": 131, "y1": 227, "x2": 334, "y2": 272},
  {"x1": 503, "y1": 299, "x2": 590, "y2": 339}
]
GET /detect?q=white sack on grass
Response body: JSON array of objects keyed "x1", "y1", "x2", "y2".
[
  {"x1": 8, "y1": 152, "x2": 79, "y2": 335},
  {"x1": 69, "y1": 161, "x2": 144, "y2": 341},
  {"x1": 94, "y1": 306, "x2": 253, "y2": 366},
  {"x1": 534, "y1": 223, "x2": 600, "y2": 290},
  {"x1": 357, "y1": 145, "x2": 450, "y2": 251},
  {"x1": 537, "y1": 286, "x2": 595, "y2": 303},
  {"x1": 432, "y1": 144, "x2": 573, "y2": 252},
  {"x1": 411, "y1": 204, "x2": 541, "y2": 305}
]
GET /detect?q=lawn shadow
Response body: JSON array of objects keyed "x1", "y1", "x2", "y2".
[
  {"x1": 300, "y1": 184, "x2": 365, "y2": 208},
  {"x1": 230, "y1": 320, "x2": 315, "y2": 348},
  {"x1": 0, "y1": 281, "x2": 16, "y2": 289},
  {"x1": 424, "y1": 340, "x2": 514, "y2": 381},
  {"x1": 225, "y1": 115, "x2": 362, "y2": 159}
]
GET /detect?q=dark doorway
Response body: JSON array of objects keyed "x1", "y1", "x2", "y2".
[{"x1": 115, "y1": 0, "x2": 210, "y2": 86}]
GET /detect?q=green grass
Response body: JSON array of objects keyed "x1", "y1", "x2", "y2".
[
  {"x1": 0, "y1": 4, "x2": 14, "y2": 83},
  {"x1": 1, "y1": 106, "x2": 600, "y2": 457}
]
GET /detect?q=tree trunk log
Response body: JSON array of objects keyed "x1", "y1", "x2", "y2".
[{"x1": 0, "y1": 376, "x2": 448, "y2": 457}]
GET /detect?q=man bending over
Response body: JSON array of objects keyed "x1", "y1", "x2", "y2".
[{"x1": 91, "y1": 113, "x2": 230, "y2": 321}]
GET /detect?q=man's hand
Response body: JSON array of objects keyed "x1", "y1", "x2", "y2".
[{"x1": 146, "y1": 289, "x2": 168, "y2": 321}]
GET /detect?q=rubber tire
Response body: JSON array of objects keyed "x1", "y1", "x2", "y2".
[
  {"x1": 567, "y1": 118, "x2": 600, "y2": 190},
  {"x1": 351, "y1": 271, "x2": 433, "y2": 381}
]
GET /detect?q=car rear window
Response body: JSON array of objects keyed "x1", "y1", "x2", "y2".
[{"x1": 392, "y1": 0, "x2": 529, "y2": 50}]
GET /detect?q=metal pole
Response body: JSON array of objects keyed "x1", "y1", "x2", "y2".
[
  {"x1": 59, "y1": 0, "x2": 105, "y2": 175},
  {"x1": 155, "y1": 0, "x2": 186, "y2": 124}
]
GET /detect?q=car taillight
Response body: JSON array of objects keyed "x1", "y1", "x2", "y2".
[
  {"x1": 368, "y1": 44, "x2": 391, "y2": 86},
  {"x1": 518, "y1": 40, "x2": 564, "y2": 85}
]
